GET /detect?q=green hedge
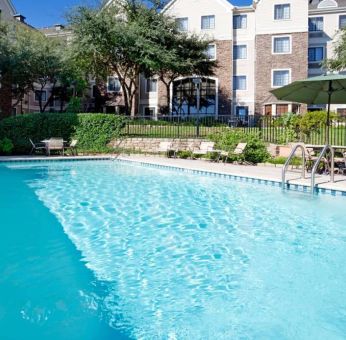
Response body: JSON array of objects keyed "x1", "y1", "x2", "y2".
[{"x1": 0, "y1": 113, "x2": 126, "y2": 154}]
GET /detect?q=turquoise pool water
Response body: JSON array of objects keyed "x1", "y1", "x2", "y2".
[{"x1": 1, "y1": 160, "x2": 346, "y2": 340}]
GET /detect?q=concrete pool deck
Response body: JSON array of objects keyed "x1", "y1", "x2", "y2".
[{"x1": 1, "y1": 154, "x2": 346, "y2": 194}]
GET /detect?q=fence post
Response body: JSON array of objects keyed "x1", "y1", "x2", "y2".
[{"x1": 196, "y1": 117, "x2": 200, "y2": 138}]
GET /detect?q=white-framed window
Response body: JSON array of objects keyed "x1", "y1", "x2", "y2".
[
  {"x1": 274, "y1": 4, "x2": 290, "y2": 20},
  {"x1": 308, "y1": 47, "x2": 324, "y2": 62},
  {"x1": 233, "y1": 76, "x2": 247, "y2": 90},
  {"x1": 233, "y1": 14, "x2": 247, "y2": 29},
  {"x1": 339, "y1": 15, "x2": 346, "y2": 29},
  {"x1": 176, "y1": 17, "x2": 188, "y2": 32},
  {"x1": 272, "y1": 69, "x2": 291, "y2": 87},
  {"x1": 272, "y1": 36, "x2": 291, "y2": 54},
  {"x1": 146, "y1": 78, "x2": 157, "y2": 93},
  {"x1": 107, "y1": 76, "x2": 121, "y2": 93},
  {"x1": 233, "y1": 45, "x2": 247, "y2": 59},
  {"x1": 201, "y1": 15, "x2": 215, "y2": 30},
  {"x1": 206, "y1": 44, "x2": 216, "y2": 60},
  {"x1": 309, "y1": 17, "x2": 324, "y2": 31},
  {"x1": 35, "y1": 90, "x2": 47, "y2": 102}
]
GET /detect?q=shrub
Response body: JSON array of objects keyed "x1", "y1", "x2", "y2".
[
  {"x1": 208, "y1": 130, "x2": 270, "y2": 164},
  {"x1": 74, "y1": 114, "x2": 126, "y2": 151},
  {"x1": 0, "y1": 113, "x2": 126, "y2": 154},
  {"x1": 0, "y1": 138, "x2": 14, "y2": 155}
]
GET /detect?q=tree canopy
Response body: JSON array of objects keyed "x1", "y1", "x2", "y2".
[
  {"x1": 69, "y1": 0, "x2": 216, "y2": 114},
  {"x1": 0, "y1": 22, "x2": 87, "y2": 115},
  {"x1": 326, "y1": 28, "x2": 346, "y2": 71}
]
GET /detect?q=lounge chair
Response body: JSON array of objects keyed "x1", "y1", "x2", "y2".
[
  {"x1": 65, "y1": 139, "x2": 78, "y2": 156},
  {"x1": 47, "y1": 138, "x2": 64, "y2": 156},
  {"x1": 29, "y1": 138, "x2": 46, "y2": 155},
  {"x1": 158, "y1": 141, "x2": 174, "y2": 157},
  {"x1": 191, "y1": 141, "x2": 215, "y2": 159},
  {"x1": 221, "y1": 143, "x2": 248, "y2": 164}
]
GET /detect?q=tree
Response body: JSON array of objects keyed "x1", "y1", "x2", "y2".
[
  {"x1": 0, "y1": 22, "x2": 87, "y2": 115},
  {"x1": 69, "y1": 0, "x2": 215, "y2": 115},
  {"x1": 326, "y1": 28, "x2": 346, "y2": 71}
]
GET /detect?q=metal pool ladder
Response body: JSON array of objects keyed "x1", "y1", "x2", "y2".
[
  {"x1": 282, "y1": 143, "x2": 306, "y2": 190},
  {"x1": 310, "y1": 144, "x2": 334, "y2": 195}
]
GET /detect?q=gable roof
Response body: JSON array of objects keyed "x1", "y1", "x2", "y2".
[{"x1": 163, "y1": 0, "x2": 234, "y2": 13}]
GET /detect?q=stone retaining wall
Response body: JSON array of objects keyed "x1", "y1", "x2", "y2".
[{"x1": 109, "y1": 138, "x2": 203, "y2": 153}]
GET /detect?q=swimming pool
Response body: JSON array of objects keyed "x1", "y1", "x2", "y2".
[{"x1": 1, "y1": 160, "x2": 346, "y2": 339}]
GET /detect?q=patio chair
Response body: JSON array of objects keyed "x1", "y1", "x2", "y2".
[
  {"x1": 337, "y1": 152, "x2": 346, "y2": 175},
  {"x1": 191, "y1": 141, "x2": 216, "y2": 159},
  {"x1": 221, "y1": 143, "x2": 248, "y2": 164},
  {"x1": 47, "y1": 138, "x2": 64, "y2": 156},
  {"x1": 29, "y1": 138, "x2": 46, "y2": 155},
  {"x1": 158, "y1": 141, "x2": 174, "y2": 157},
  {"x1": 64, "y1": 139, "x2": 78, "y2": 156}
]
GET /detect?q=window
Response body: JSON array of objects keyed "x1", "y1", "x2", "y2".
[
  {"x1": 265, "y1": 105, "x2": 272, "y2": 116},
  {"x1": 276, "y1": 104, "x2": 289, "y2": 116},
  {"x1": 206, "y1": 44, "x2": 216, "y2": 60},
  {"x1": 233, "y1": 14, "x2": 247, "y2": 29},
  {"x1": 35, "y1": 90, "x2": 47, "y2": 102},
  {"x1": 272, "y1": 70, "x2": 290, "y2": 87},
  {"x1": 274, "y1": 4, "x2": 290, "y2": 20},
  {"x1": 308, "y1": 47, "x2": 324, "y2": 62},
  {"x1": 107, "y1": 76, "x2": 121, "y2": 92},
  {"x1": 236, "y1": 106, "x2": 249, "y2": 117},
  {"x1": 309, "y1": 17, "x2": 324, "y2": 31},
  {"x1": 201, "y1": 15, "x2": 215, "y2": 30},
  {"x1": 233, "y1": 76, "x2": 247, "y2": 90},
  {"x1": 273, "y1": 36, "x2": 291, "y2": 54},
  {"x1": 233, "y1": 45, "x2": 247, "y2": 59},
  {"x1": 340, "y1": 15, "x2": 346, "y2": 29},
  {"x1": 144, "y1": 107, "x2": 156, "y2": 117},
  {"x1": 176, "y1": 17, "x2": 188, "y2": 31},
  {"x1": 146, "y1": 78, "x2": 157, "y2": 93}
]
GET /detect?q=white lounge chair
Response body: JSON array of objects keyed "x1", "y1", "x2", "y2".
[
  {"x1": 191, "y1": 141, "x2": 215, "y2": 158},
  {"x1": 221, "y1": 143, "x2": 248, "y2": 163},
  {"x1": 64, "y1": 139, "x2": 78, "y2": 156}
]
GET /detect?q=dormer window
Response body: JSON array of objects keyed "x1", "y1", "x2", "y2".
[{"x1": 274, "y1": 4, "x2": 290, "y2": 20}]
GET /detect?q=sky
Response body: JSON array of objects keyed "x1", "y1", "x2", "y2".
[{"x1": 12, "y1": 0, "x2": 253, "y2": 28}]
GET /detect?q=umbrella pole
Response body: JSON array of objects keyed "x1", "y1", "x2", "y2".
[{"x1": 326, "y1": 80, "x2": 332, "y2": 145}]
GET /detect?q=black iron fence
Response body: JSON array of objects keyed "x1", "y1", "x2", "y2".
[{"x1": 122, "y1": 115, "x2": 346, "y2": 146}]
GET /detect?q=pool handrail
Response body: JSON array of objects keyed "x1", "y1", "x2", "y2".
[
  {"x1": 282, "y1": 143, "x2": 306, "y2": 190},
  {"x1": 311, "y1": 144, "x2": 335, "y2": 195}
]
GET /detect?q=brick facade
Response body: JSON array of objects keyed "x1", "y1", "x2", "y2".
[
  {"x1": 214, "y1": 40, "x2": 233, "y2": 115},
  {"x1": 254, "y1": 32, "x2": 308, "y2": 114}
]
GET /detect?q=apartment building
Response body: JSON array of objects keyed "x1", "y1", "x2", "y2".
[{"x1": 106, "y1": 0, "x2": 345, "y2": 118}]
